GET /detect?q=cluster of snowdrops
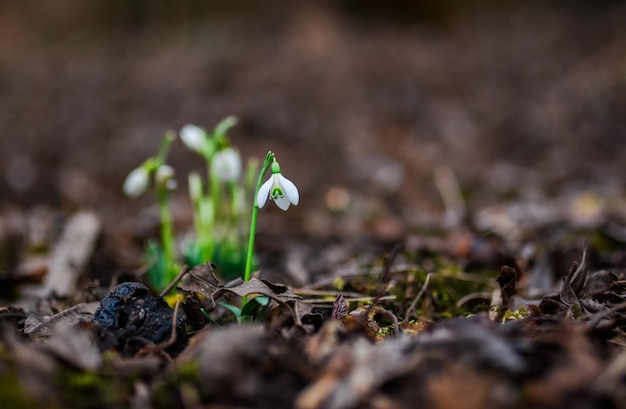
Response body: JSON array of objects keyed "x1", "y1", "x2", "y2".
[{"x1": 122, "y1": 116, "x2": 299, "y2": 298}]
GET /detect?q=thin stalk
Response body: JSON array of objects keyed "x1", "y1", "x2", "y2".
[
  {"x1": 200, "y1": 201, "x2": 213, "y2": 259},
  {"x1": 188, "y1": 173, "x2": 209, "y2": 262},
  {"x1": 155, "y1": 131, "x2": 177, "y2": 287},
  {"x1": 244, "y1": 204, "x2": 259, "y2": 283},
  {"x1": 210, "y1": 171, "x2": 220, "y2": 235},
  {"x1": 243, "y1": 151, "x2": 274, "y2": 304},
  {"x1": 229, "y1": 181, "x2": 238, "y2": 223},
  {"x1": 157, "y1": 187, "x2": 176, "y2": 285},
  {"x1": 201, "y1": 154, "x2": 216, "y2": 263},
  {"x1": 242, "y1": 158, "x2": 259, "y2": 236},
  {"x1": 227, "y1": 182, "x2": 240, "y2": 247},
  {"x1": 157, "y1": 131, "x2": 176, "y2": 164}
]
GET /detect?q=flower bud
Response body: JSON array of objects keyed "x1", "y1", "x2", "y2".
[
  {"x1": 156, "y1": 165, "x2": 176, "y2": 190},
  {"x1": 123, "y1": 166, "x2": 150, "y2": 198},
  {"x1": 211, "y1": 147, "x2": 242, "y2": 182},
  {"x1": 180, "y1": 124, "x2": 206, "y2": 153}
]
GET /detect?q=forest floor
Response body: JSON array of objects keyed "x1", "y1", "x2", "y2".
[{"x1": 1, "y1": 1, "x2": 626, "y2": 408}]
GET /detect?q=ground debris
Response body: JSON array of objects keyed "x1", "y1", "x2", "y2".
[
  {"x1": 169, "y1": 324, "x2": 310, "y2": 408},
  {"x1": 4, "y1": 220, "x2": 626, "y2": 408},
  {"x1": 3, "y1": 245, "x2": 626, "y2": 409},
  {"x1": 1, "y1": 2, "x2": 626, "y2": 406},
  {"x1": 92, "y1": 282, "x2": 187, "y2": 357},
  {"x1": 23, "y1": 301, "x2": 98, "y2": 340},
  {"x1": 42, "y1": 211, "x2": 101, "y2": 298}
]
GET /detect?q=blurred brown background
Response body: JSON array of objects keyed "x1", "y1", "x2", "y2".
[{"x1": 1, "y1": 0, "x2": 625, "y2": 240}]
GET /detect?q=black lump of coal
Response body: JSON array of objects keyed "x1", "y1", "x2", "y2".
[{"x1": 93, "y1": 282, "x2": 187, "y2": 357}]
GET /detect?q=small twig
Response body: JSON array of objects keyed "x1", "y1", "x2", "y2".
[
  {"x1": 24, "y1": 302, "x2": 99, "y2": 336},
  {"x1": 587, "y1": 300, "x2": 626, "y2": 328},
  {"x1": 302, "y1": 263, "x2": 418, "y2": 290},
  {"x1": 405, "y1": 273, "x2": 432, "y2": 322},
  {"x1": 160, "y1": 264, "x2": 192, "y2": 298},
  {"x1": 439, "y1": 271, "x2": 498, "y2": 286},
  {"x1": 300, "y1": 295, "x2": 397, "y2": 304},
  {"x1": 303, "y1": 264, "x2": 493, "y2": 291},
  {"x1": 136, "y1": 298, "x2": 182, "y2": 359},
  {"x1": 378, "y1": 245, "x2": 403, "y2": 299},
  {"x1": 157, "y1": 298, "x2": 181, "y2": 351},
  {"x1": 456, "y1": 291, "x2": 493, "y2": 309},
  {"x1": 371, "y1": 305, "x2": 400, "y2": 336},
  {"x1": 292, "y1": 289, "x2": 368, "y2": 298},
  {"x1": 353, "y1": 245, "x2": 403, "y2": 335},
  {"x1": 367, "y1": 244, "x2": 402, "y2": 316}
]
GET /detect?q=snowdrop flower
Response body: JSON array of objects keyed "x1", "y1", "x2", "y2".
[
  {"x1": 180, "y1": 124, "x2": 206, "y2": 153},
  {"x1": 123, "y1": 166, "x2": 150, "y2": 198},
  {"x1": 211, "y1": 147, "x2": 242, "y2": 182},
  {"x1": 257, "y1": 161, "x2": 299, "y2": 211},
  {"x1": 156, "y1": 165, "x2": 177, "y2": 190}
]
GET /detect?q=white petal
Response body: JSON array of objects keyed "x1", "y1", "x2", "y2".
[
  {"x1": 155, "y1": 165, "x2": 176, "y2": 190},
  {"x1": 211, "y1": 148, "x2": 242, "y2": 182},
  {"x1": 257, "y1": 177, "x2": 273, "y2": 208},
  {"x1": 271, "y1": 173, "x2": 283, "y2": 192},
  {"x1": 123, "y1": 167, "x2": 149, "y2": 198},
  {"x1": 156, "y1": 165, "x2": 175, "y2": 183},
  {"x1": 274, "y1": 195, "x2": 291, "y2": 211},
  {"x1": 180, "y1": 124, "x2": 206, "y2": 153},
  {"x1": 278, "y1": 174, "x2": 299, "y2": 206}
]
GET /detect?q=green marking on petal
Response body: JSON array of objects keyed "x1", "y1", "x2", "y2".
[{"x1": 271, "y1": 187, "x2": 284, "y2": 199}]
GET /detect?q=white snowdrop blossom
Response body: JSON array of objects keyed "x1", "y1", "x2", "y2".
[
  {"x1": 180, "y1": 124, "x2": 206, "y2": 153},
  {"x1": 156, "y1": 165, "x2": 177, "y2": 190},
  {"x1": 257, "y1": 161, "x2": 299, "y2": 211},
  {"x1": 123, "y1": 166, "x2": 150, "y2": 198},
  {"x1": 211, "y1": 147, "x2": 242, "y2": 182}
]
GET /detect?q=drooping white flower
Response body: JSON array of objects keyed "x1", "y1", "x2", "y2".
[
  {"x1": 156, "y1": 165, "x2": 177, "y2": 190},
  {"x1": 180, "y1": 124, "x2": 206, "y2": 153},
  {"x1": 211, "y1": 147, "x2": 242, "y2": 182},
  {"x1": 257, "y1": 161, "x2": 299, "y2": 211},
  {"x1": 123, "y1": 166, "x2": 150, "y2": 198}
]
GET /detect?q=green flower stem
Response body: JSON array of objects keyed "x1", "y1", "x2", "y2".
[
  {"x1": 188, "y1": 173, "x2": 208, "y2": 262},
  {"x1": 205, "y1": 171, "x2": 220, "y2": 261},
  {"x1": 243, "y1": 204, "x2": 259, "y2": 283},
  {"x1": 242, "y1": 151, "x2": 275, "y2": 304},
  {"x1": 157, "y1": 131, "x2": 176, "y2": 164},
  {"x1": 156, "y1": 131, "x2": 177, "y2": 288},
  {"x1": 229, "y1": 182, "x2": 238, "y2": 221},
  {"x1": 200, "y1": 142, "x2": 217, "y2": 263},
  {"x1": 227, "y1": 182, "x2": 239, "y2": 246},
  {"x1": 157, "y1": 186, "x2": 176, "y2": 287}
]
